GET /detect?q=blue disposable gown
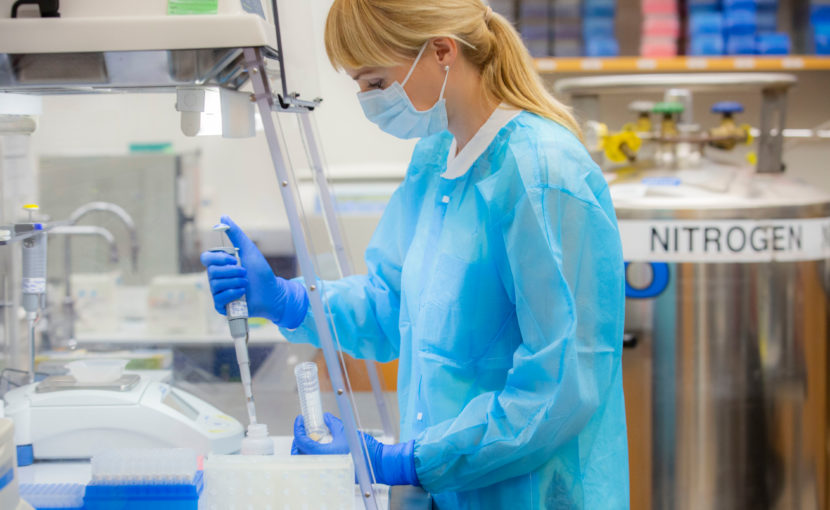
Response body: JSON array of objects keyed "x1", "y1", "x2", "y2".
[{"x1": 282, "y1": 112, "x2": 629, "y2": 509}]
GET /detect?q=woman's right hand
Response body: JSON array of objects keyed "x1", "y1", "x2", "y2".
[{"x1": 200, "y1": 215, "x2": 308, "y2": 328}]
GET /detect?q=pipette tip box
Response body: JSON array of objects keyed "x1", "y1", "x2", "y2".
[
  {"x1": 83, "y1": 470, "x2": 204, "y2": 510},
  {"x1": 19, "y1": 483, "x2": 85, "y2": 510}
]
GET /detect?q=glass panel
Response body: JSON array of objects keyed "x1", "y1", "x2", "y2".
[{"x1": 0, "y1": 91, "x2": 397, "y2": 473}]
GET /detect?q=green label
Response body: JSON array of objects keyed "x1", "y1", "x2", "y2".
[
  {"x1": 168, "y1": 0, "x2": 219, "y2": 15},
  {"x1": 129, "y1": 142, "x2": 173, "y2": 153}
]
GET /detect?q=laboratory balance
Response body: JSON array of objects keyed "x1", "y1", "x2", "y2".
[{"x1": 2, "y1": 364, "x2": 243, "y2": 463}]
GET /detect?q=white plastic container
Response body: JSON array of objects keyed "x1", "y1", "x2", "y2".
[
  {"x1": 199, "y1": 453, "x2": 354, "y2": 510},
  {"x1": 147, "y1": 273, "x2": 223, "y2": 336},
  {"x1": 0, "y1": 418, "x2": 34, "y2": 510},
  {"x1": 65, "y1": 359, "x2": 128, "y2": 384},
  {"x1": 240, "y1": 423, "x2": 274, "y2": 456},
  {"x1": 71, "y1": 272, "x2": 121, "y2": 334}
]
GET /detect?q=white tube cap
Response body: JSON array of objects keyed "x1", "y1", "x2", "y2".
[{"x1": 241, "y1": 423, "x2": 274, "y2": 456}]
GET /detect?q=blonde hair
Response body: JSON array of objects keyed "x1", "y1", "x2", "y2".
[{"x1": 324, "y1": 0, "x2": 583, "y2": 141}]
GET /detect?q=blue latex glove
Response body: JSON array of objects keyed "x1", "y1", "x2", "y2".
[
  {"x1": 199, "y1": 215, "x2": 308, "y2": 328},
  {"x1": 291, "y1": 413, "x2": 419, "y2": 486}
]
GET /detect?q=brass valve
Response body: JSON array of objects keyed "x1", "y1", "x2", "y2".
[
  {"x1": 653, "y1": 102, "x2": 684, "y2": 138},
  {"x1": 708, "y1": 102, "x2": 752, "y2": 150}
]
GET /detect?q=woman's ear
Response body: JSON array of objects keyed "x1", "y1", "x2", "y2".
[{"x1": 430, "y1": 37, "x2": 458, "y2": 68}]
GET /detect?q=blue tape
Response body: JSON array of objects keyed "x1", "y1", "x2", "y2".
[
  {"x1": 642, "y1": 177, "x2": 682, "y2": 186},
  {"x1": 0, "y1": 464, "x2": 14, "y2": 492},
  {"x1": 17, "y1": 444, "x2": 34, "y2": 467}
]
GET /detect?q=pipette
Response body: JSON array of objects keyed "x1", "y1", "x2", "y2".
[
  {"x1": 20, "y1": 204, "x2": 47, "y2": 383},
  {"x1": 210, "y1": 223, "x2": 257, "y2": 426}
]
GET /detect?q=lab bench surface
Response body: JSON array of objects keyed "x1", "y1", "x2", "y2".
[
  {"x1": 16, "y1": 383, "x2": 423, "y2": 508},
  {"x1": 18, "y1": 446, "x2": 432, "y2": 510}
]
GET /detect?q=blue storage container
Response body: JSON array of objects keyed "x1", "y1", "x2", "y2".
[
  {"x1": 755, "y1": 0, "x2": 778, "y2": 8},
  {"x1": 756, "y1": 10, "x2": 778, "y2": 33},
  {"x1": 756, "y1": 32, "x2": 790, "y2": 53},
  {"x1": 585, "y1": 36, "x2": 621, "y2": 56},
  {"x1": 688, "y1": 0, "x2": 721, "y2": 13},
  {"x1": 690, "y1": 11, "x2": 724, "y2": 34},
  {"x1": 725, "y1": 8, "x2": 758, "y2": 35},
  {"x1": 812, "y1": 4, "x2": 830, "y2": 24},
  {"x1": 810, "y1": 5, "x2": 830, "y2": 54},
  {"x1": 583, "y1": 16, "x2": 616, "y2": 36},
  {"x1": 723, "y1": 0, "x2": 757, "y2": 11},
  {"x1": 816, "y1": 24, "x2": 830, "y2": 54},
  {"x1": 583, "y1": 0, "x2": 616, "y2": 16},
  {"x1": 691, "y1": 33, "x2": 726, "y2": 54},
  {"x1": 726, "y1": 34, "x2": 758, "y2": 53}
]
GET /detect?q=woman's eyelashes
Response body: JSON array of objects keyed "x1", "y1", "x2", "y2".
[{"x1": 367, "y1": 79, "x2": 384, "y2": 90}]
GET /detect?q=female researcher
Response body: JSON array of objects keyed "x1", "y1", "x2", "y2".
[{"x1": 202, "y1": 0, "x2": 629, "y2": 507}]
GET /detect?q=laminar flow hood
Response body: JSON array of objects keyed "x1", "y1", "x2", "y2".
[{"x1": 0, "y1": 0, "x2": 299, "y2": 94}]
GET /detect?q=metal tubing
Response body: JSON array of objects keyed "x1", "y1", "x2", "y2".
[
  {"x1": 242, "y1": 47, "x2": 379, "y2": 510},
  {"x1": 758, "y1": 87, "x2": 788, "y2": 173},
  {"x1": 298, "y1": 111, "x2": 397, "y2": 440}
]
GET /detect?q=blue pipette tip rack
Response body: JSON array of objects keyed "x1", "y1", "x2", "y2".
[
  {"x1": 19, "y1": 483, "x2": 85, "y2": 510},
  {"x1": 83, "y1": 471, "x2": 204, "y2": 510}
]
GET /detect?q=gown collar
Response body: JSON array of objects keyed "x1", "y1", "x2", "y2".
[{"x1": 442, "y1": 104, "x2": 521, "y2": 180}]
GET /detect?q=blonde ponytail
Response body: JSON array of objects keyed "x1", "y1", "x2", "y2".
[
  {"x1": 482, "y1": 14, "x2": 583, "y2": 140},
  {"x1": 324, "y1": 0, "x2": 582, "y2": 141}
]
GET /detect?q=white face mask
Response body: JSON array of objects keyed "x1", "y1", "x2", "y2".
[{"x1": 357, "y1": 43, "x2": 451, "y2": 140}]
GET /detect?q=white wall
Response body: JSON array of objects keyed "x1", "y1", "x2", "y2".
[
  {"x1": 29, "y1": 0, "x2": 415, "y2": 233},
  {"x1": 24, "y1": 1, "x2": 830, "y2": 236}
]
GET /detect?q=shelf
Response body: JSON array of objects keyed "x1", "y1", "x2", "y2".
[{"x1": 535, "y1": 56, "x2": 830, "y2": 73}]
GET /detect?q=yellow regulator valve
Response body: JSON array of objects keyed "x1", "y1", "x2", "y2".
[{"x1": 603, "y1": 129, "x2": 643, "y2": 163}]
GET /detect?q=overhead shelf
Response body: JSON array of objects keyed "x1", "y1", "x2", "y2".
[{"x1": 535, "y1": 56, "x2": 830, "y2": 73}]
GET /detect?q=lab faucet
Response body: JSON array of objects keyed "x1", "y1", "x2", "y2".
[
  {"x1": 50, "y1": 226, "x2": 119, "y2": 265},
  {"x1": 48, "y1": 224, "x2": 120, "y2": 345},
  {"x1": 68, "y1": 202, "x2": 139, "y2": 272},
  {"x1": 55, "y1": 202, "x2": 139, "y2": 344}
]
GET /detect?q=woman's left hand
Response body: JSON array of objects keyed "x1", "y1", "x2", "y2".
[
  {"x1": 291, "y1": 412, "x2": 348, "y2": 455},
  {"x1": 291, "y1": 412, "x2": 420, "y2": 486}
]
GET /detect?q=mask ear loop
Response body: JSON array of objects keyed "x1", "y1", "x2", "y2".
[
  {"x1": 438, "y1": 65, "x2": 450, "y2": 100},
  {"x1": 401, "y1": 42, "x2": 429, "y2": 87}
]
